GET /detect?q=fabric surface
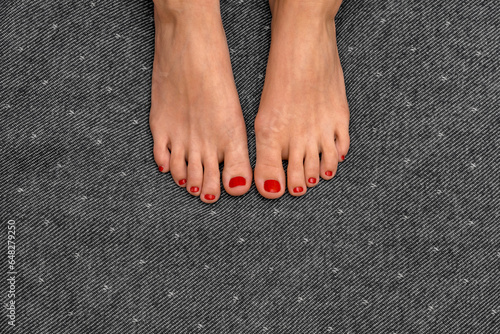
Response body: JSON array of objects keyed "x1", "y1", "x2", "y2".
[{"x1": 1, "y1": 0, "x2": 499, "y2": 333}]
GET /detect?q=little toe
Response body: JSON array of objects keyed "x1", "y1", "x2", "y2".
[
  {"x1": 320, "y1": 139, "x2": 338, "y2": 180},
  {"x1": 153, "y1": 139, "x2": 171, "y2": 173},
  {"x1": 254, "y1": 144, "x2": 286, "y2": 199},
  {"x1": 304, "y1": 145, "x2": 320, "y2": 187},
  {"x1": 169, "y1": 146, "x2": 188, "y2": 187},
  {"x1": 335, "y1": 126, "x2": 350, "y2": 162},
  {"x1": 287, "y1": 148, "x2": 307, "y2": 196},
  {"x1": 200, "y1": 154, "x2": 221, "y2": 203},
  {"x1": 222, "y1": 146, "x2": 253, "y2": 197},
  {"x1": 186, "y1": 153, "x2": 203, "y2": 196}
]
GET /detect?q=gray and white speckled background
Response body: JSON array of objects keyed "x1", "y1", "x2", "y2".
[{"x1": 1, "y1": 0, "x2": 499, "y2": 333}]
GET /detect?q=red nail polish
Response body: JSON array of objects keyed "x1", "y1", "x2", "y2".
[
  {"x1": 264, "y1": 180, "x2": 281, "y2": 193},
  {"x1": 179, "y1": 179, "x2": 187, "y2": 185},
  {"x1": 204, "y1": 194, "x2": 215, "y2": 200},
  {"x1": 190, "y1": 186, "x2": 199, "y2": 193},
  {"x1": 293, "y1": 187, "x2": 303, "y2": 193},
  {"x1": 308, "y1": 177, "x2": 317, "y2": 184},
  {"x1": 229, "y1": 176, "x2": 246, "y2": 188},
  {"x1": 341, "y1": 155, "x2": 345, "y2": 161},
  {"x1": 158, "y1": 166, "x2": 164, "y2": 172},
  {"x1": 325, "y1": 171, "x2": 333, "y2": 176}
]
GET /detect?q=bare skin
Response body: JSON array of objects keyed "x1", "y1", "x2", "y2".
[
  {"x1": 254, "y1": 0, "x2": 350, "y2": 199},
  {"x1": 150, "y1": 0, "x2": 350, "y2": 202},
  {"x1": 150, "y1": 0, "x2": 252, "y2": 203}
]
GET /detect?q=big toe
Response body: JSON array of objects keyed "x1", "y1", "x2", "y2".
[
  {"x1": 222, "y1": 145, "x2": 252, "y2": 197},
  {"x1": 254, "y1": 142, "x2": 286, "y2": 199}
]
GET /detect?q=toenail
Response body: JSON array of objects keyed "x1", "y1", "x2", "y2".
[
  {"x1": 293, "y1": 187, "x2": 303, "y2": 193},
  {"x1": 308, "y1": 177, "x2": 317, "y2": 184},
  {"x1": 341, "y1": 155, "x2": 345, "y2": 161},
  {"x1": 325, "y1": 171, "x2": 333, "y2": 176},
  {"x1": 204, "y1": 194, "x2": 215, "y2": 200},
  {"x1": 264, "y1": 180, "x2": 281, "y2": 193},
  {"x1": 158, "y1": 166, "x2": 164, "y2": 172},
  {"x1": 179, "y1": 179, "x2": 187, "y2": 185},
  {"x1": 229, "y1": 176, "x2": 246, "y2": 188},
  {"x1": 190, "y1": 186, "x2": 199, "y2": 193}
]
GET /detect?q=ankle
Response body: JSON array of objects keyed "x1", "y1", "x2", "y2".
[
  {"x1": 269, "y1": 0, "x2": 339, "y2": 21},
  {"x1": 154, "y1": 0, "x2": 221, "y2": 22}
]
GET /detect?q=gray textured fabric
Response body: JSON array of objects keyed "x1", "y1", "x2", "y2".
[{"x1": 1, "y1": 0, "x2": 499, "y2": 333}]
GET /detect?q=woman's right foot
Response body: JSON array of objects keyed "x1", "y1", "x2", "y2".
[{"x1": 150, "y1": 0, "x2": 252, "y2": 203}]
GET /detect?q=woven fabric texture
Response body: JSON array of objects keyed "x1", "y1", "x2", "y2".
[{"x1": 1, "y1": 0, "x2": 499, "y2": 333}]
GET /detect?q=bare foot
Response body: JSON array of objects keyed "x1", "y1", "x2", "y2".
[
  {"x1": 254, "y1": 0, "x2": 350, "y2": 199},
  {"x1": 150, "y1": 0, "x2": 252, "y2": 203}
]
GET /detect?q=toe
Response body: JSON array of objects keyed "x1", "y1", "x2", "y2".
[
  {"x1": 335, "y1": 125, "x2": 350, "y2": 162},
  {"x1": 254, "y1": 143, "x2": 286, "y2": 199},
  {"x1": 153, "y1": 138, "x2": 171, "y2": 173},
  {"x1": 287, "y1": 147, "x2": 307, "y2": 196},
  {"x1": 169, "y1": 146, "x2": 188, "y2": 187},
  {"x1": 200, "y1": 154, "x2": 221, "y2": 203},
  {"x1": 304, "y1": 145, "x2": 320, "y2": 187},
  {"x1": 186, "y1": 153, "x2": 203, "y2": 196},
  {"x1": 320, "y1": 139, "x2": 338, "y2": 180},
  {"x1": 222, "y1": 145, "x2": 253, "y2": 197}
]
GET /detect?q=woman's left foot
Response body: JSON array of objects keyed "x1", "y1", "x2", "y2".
[{"x1": 254, "y1": 0, "x2": 350, "y2": 199}]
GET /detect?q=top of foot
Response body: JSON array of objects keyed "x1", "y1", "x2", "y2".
[
  {"x1": 254, "y1": 0, "x2": 350, "y2": 199},
  {"x1": 150, "y1": 1, "x2": 253, "y2": 203}
]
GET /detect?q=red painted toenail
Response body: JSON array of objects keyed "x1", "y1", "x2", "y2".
[
  {"x1": 293, "y1": 187, "x2": 303, "y2": 193},
  {"x1": 179, "y1": 179, "x2": 187, "y2": 185},
  {"x1": 325, "y1": 171, "x2": 333, "y2": 176},
  {"x1": 158, "y1": 166, "x2": 164, "y2": 172},
  {"x1": 190, "y1": 186, "x2": 199, "y2": 193},
  {"x1": 341, "y1": 155, "x2": 345, "y2": 161},
  {"x1": 308, "y1": 177, "x2": 317, "y2": 184},
  {"x1": 204, "y1": 194, "x2": 215, "y2": 200},
  {"x1": 229, "y1": 176, "x2": 246, "y2": 188},
  {"x1": 264, "y1": 180, "x2": 281, "y2": 193}
]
